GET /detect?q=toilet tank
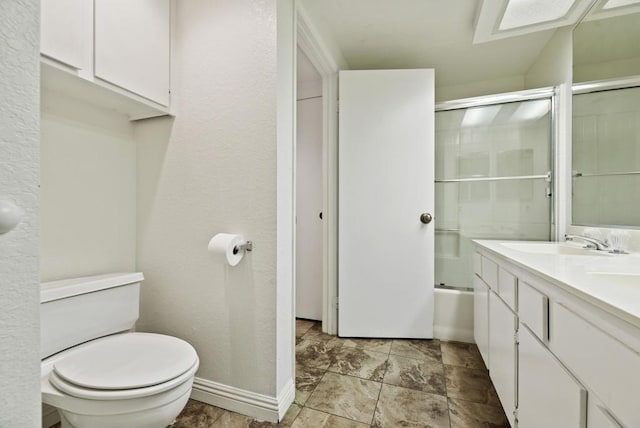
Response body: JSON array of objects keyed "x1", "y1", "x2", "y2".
[{"x1": 40, "y1": 272, "x2": 144, "y2": 359}]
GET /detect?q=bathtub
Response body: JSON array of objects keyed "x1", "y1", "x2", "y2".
[{"x1": 434, "y1": 287, "x2": 475, "y2": 343}]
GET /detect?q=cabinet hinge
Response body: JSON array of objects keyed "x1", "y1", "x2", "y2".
[{"x1": 514, "y1": 331, "x2": 519, "y2": 345}]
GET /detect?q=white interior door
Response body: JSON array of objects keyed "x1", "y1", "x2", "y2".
[
  {"x1": 296, "y1": 96, "x2": 323, "y2": 320},
  {"x1": 338, "y1": 69, "x2": 435, "y2": 338}
]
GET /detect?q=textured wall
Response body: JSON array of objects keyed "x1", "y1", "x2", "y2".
[
  {"x1": 38, "y1": 96, "x2": 139, "y2": 425},
  {"x1": 41, "y1": 92, "x2": 136, "y2": 281},
  {"x1": 136, "y1": 0, "x2": 293, "y2": 400},
  {"x1": 0, "y1": 0, "x2": 41, "y2": 426}
]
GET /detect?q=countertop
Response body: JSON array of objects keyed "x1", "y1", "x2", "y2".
[{"x1": 474, "y1": 240, "x2": 640, "y2": 329}]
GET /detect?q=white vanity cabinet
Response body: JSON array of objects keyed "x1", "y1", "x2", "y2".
[
  {"x1": 473, "y1": 274, "x2": 490, "y2": 367},
  {"x1": 553, "y1": 303, "x2": 639, "y2": 427},
  {"x1": 474, "y1": 242, "x2": 639, "y2": 428},
  {"x1": 518, "y1": 324, "x2": 586, "y2": 427},
  {"x1": 588, "y1": 400, "x2": 624, "y2": 428},
  {"x1": 475, "y1": 254, "x2": 517, "y2": 426},
  {"x1": 488, "y1": 291, "x2": 517, "y2": 427},
  {"x1": 40, "y1": 0, "x2": 171, "y2": 117}
]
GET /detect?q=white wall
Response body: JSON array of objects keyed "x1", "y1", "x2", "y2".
[
  {"x1": 435, "y1": 28, "x2": 573, "y2": 103},
  {"x1": 0, "y1": 0, "x2": 41, "y2": 426},
  {"x1": 40, "y1": 92, "x2": 136, "y2": 281},
  {"x1": 525, "y1": 28, "x2": 573, "y2": 89},
  {"x1": 436, "y1": 75, "x2": 525, "y2": 103},
  {"x1": 136, "y1": 0, "x2": 294, "y2": 420}
]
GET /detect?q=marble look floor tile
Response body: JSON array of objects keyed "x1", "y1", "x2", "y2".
[
  {"x1": 291, "y1": 408, "x2": 370, "y2": 428},
  {"x1": 296, "y1": 339, "x2": 342, "y2": 370},
  {"x1": 441, "y1": 341, "x2": 486, "y2": 370},
  {"x1": 373, "y1": 384, "x2": 450, "y2": 428},
  {"x1": 444, "y1": 365, "x2": 501, "y2": 406},
  {"x1": 306, "y1": 372, "x2": 381, "y2": 424},
  {"x1": 390, "y1": 339, "x2": 441, "y2": 363},
  {"x1": 302, "y1": 323, "x2": 341, "y2": 343},
  {"x1": 278, "y1": 403, "x2": 302, "y2": 426},
  {"x1": 341, "y1": 337, "x2": 392, "y2": 354},
  {"x1": 383, "y1": 355, "x2": 446, "y2": 395},
  {"x1": 294, "y1": 364, "x2": 326, "y2": 405},
  {"x1": 448, "y1": 398, "x2": 510, "y2": 428},
  {"x1": 296, "y1": 319, "x2": 316, "y2": 338},
  {"x1": 248, "y1": 403, "x2": 302, "y2": 427},
  {"x1": 328, "y1": 347, "x2": 389, "y2": 381},
  {"x1": 209, "y1": 410, "x2": 255, "y2": 427},
  {"x1": 172, "y1": 399, "x2": 226, "y2": 427}
]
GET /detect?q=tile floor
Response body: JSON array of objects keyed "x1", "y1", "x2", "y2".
[{"x1": 170, "y1": 319, "x2": 510, "y2": 428}]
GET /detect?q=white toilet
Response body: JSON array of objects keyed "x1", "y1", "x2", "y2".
[{"x1": 40, "y1": 272, "x2": 199, "y2": 428}]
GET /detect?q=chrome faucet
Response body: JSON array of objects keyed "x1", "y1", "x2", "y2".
[{"x1": 564, "y1": 234, "x2": 610, "y2": 251}]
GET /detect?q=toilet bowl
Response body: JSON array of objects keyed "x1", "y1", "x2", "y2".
[{"x1": 40, "y1": 273, "x2": 199, "y2": 428}]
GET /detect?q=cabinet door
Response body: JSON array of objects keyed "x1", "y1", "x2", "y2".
[
  {"x1": 518, "y1": 325, "x2": 587, "y2": 428},
  {"x1": 95, "y1": 0, "x2": 170, "y2": 106},
  {"x1": 473, "y1": 275, "x2": 489, "y2": 367},
  {"x1": 41, "y1": 0, "x2": 91, "y2": 70},
  {"x1": 588, "y1": 401, "x2": 624, "y2": 428},
  {"x1": 489, "y1": 292, "x2": 516, "y2": 426}
]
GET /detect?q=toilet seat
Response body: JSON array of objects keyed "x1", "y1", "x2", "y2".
[{"x1": 49, "y1": 333, "x2": 199, "y2": 401}]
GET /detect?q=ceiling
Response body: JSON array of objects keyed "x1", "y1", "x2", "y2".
[{"x1": 299, "y1": 0, "x2": 565, "y2": 88}]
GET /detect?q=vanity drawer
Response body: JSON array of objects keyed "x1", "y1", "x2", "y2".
[
  {"x1": 481, "y1": 256, "x2": 498, "y2": 290},
  {"x1": 518, "y1": 281, "x2": 548, "y2": 342},
  {"x1": 473, "y1": 252, "x2": 482, "y2": 276},
  {"x1": 554, "y1": 303, "x2": 640, "y2": 427},
  {"x1": 498, "y1": 267, "x2": 517, "y2": 311}
]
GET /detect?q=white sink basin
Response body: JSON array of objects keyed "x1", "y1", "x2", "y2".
[
  {"x1": 587, "y1": 272, "x2": 640, "y2": 287},
  {"x1": 501, "y1": 242, "x2": 610, "y2": 256}
]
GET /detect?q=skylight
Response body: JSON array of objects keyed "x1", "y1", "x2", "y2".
[
  {"x1": 474, "y1": 0, "x2": 595, "y2": 43},
  {"x1": 500, "y1": 0, "x2": 576, "y2": 30},
  {"x1": 603, "y1": 0, "x2": 640, "y2": 9}
]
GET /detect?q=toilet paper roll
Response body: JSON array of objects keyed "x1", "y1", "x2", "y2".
[{"x1": 208, "y1": 233, "x2": 245, "y2": 266}]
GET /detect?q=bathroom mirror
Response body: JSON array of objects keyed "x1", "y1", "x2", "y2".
[{"x1": 572, "y1": 0, "x2": 640, "y2": 227}]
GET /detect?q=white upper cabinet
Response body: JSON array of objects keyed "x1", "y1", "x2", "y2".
[
  {"x1": 40, "y1": 0, "x2": 91, "y2": 72},
  {"x1": 40, "y1": 0, "x2": 171, "y2": 118},
  {"x1": 95, "y1": 0, "x2": 171, "y2": 106}
]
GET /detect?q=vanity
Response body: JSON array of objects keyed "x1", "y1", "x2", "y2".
[{"x1": 474, "y1": 240, "x2": 640, "y2": 428}]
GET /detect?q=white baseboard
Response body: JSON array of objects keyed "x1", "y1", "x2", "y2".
[
  {"x1": 190, "y1": 377, "x2": 294, "y2": 423},
  {"x1": 277, "y1": 379, "x2": 295, "y2": 421}
]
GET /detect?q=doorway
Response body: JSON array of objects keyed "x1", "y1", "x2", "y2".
[{"x1": 295, "y1": 47, "x2": 323, "y2": 321}]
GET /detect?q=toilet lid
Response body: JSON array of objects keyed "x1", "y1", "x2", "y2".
[{"x1": 52, "y1": 333, "x2": 198, "y2": 390}]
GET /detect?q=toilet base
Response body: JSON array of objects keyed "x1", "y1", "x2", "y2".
[{"x1": 56, "y1": 388, "x2": 190, "y2": 428}]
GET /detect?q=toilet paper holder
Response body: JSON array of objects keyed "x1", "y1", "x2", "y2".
[{"x1": 233, "y1": 240, "x2": 253, "y2": 255}]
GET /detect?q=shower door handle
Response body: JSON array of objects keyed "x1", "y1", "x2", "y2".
[{"x1": 420, "y1": 213, "x2": 433, "y2": 224}]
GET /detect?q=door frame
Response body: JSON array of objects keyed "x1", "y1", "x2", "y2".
[{"x1": 296, "y1": 5, "x2": 340, "y2": 334}]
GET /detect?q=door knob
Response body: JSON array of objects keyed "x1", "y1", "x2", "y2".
[
  {"x1": 420, "y1": 212, "x2": 433, "y2": 224},
  {"x1": 0, "y1": 199, "x2": 23, "y2": 234}
]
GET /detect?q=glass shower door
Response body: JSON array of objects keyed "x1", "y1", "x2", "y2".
[{"x1": 434, "y1": 96, "x2": 553, "y2": 289}]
